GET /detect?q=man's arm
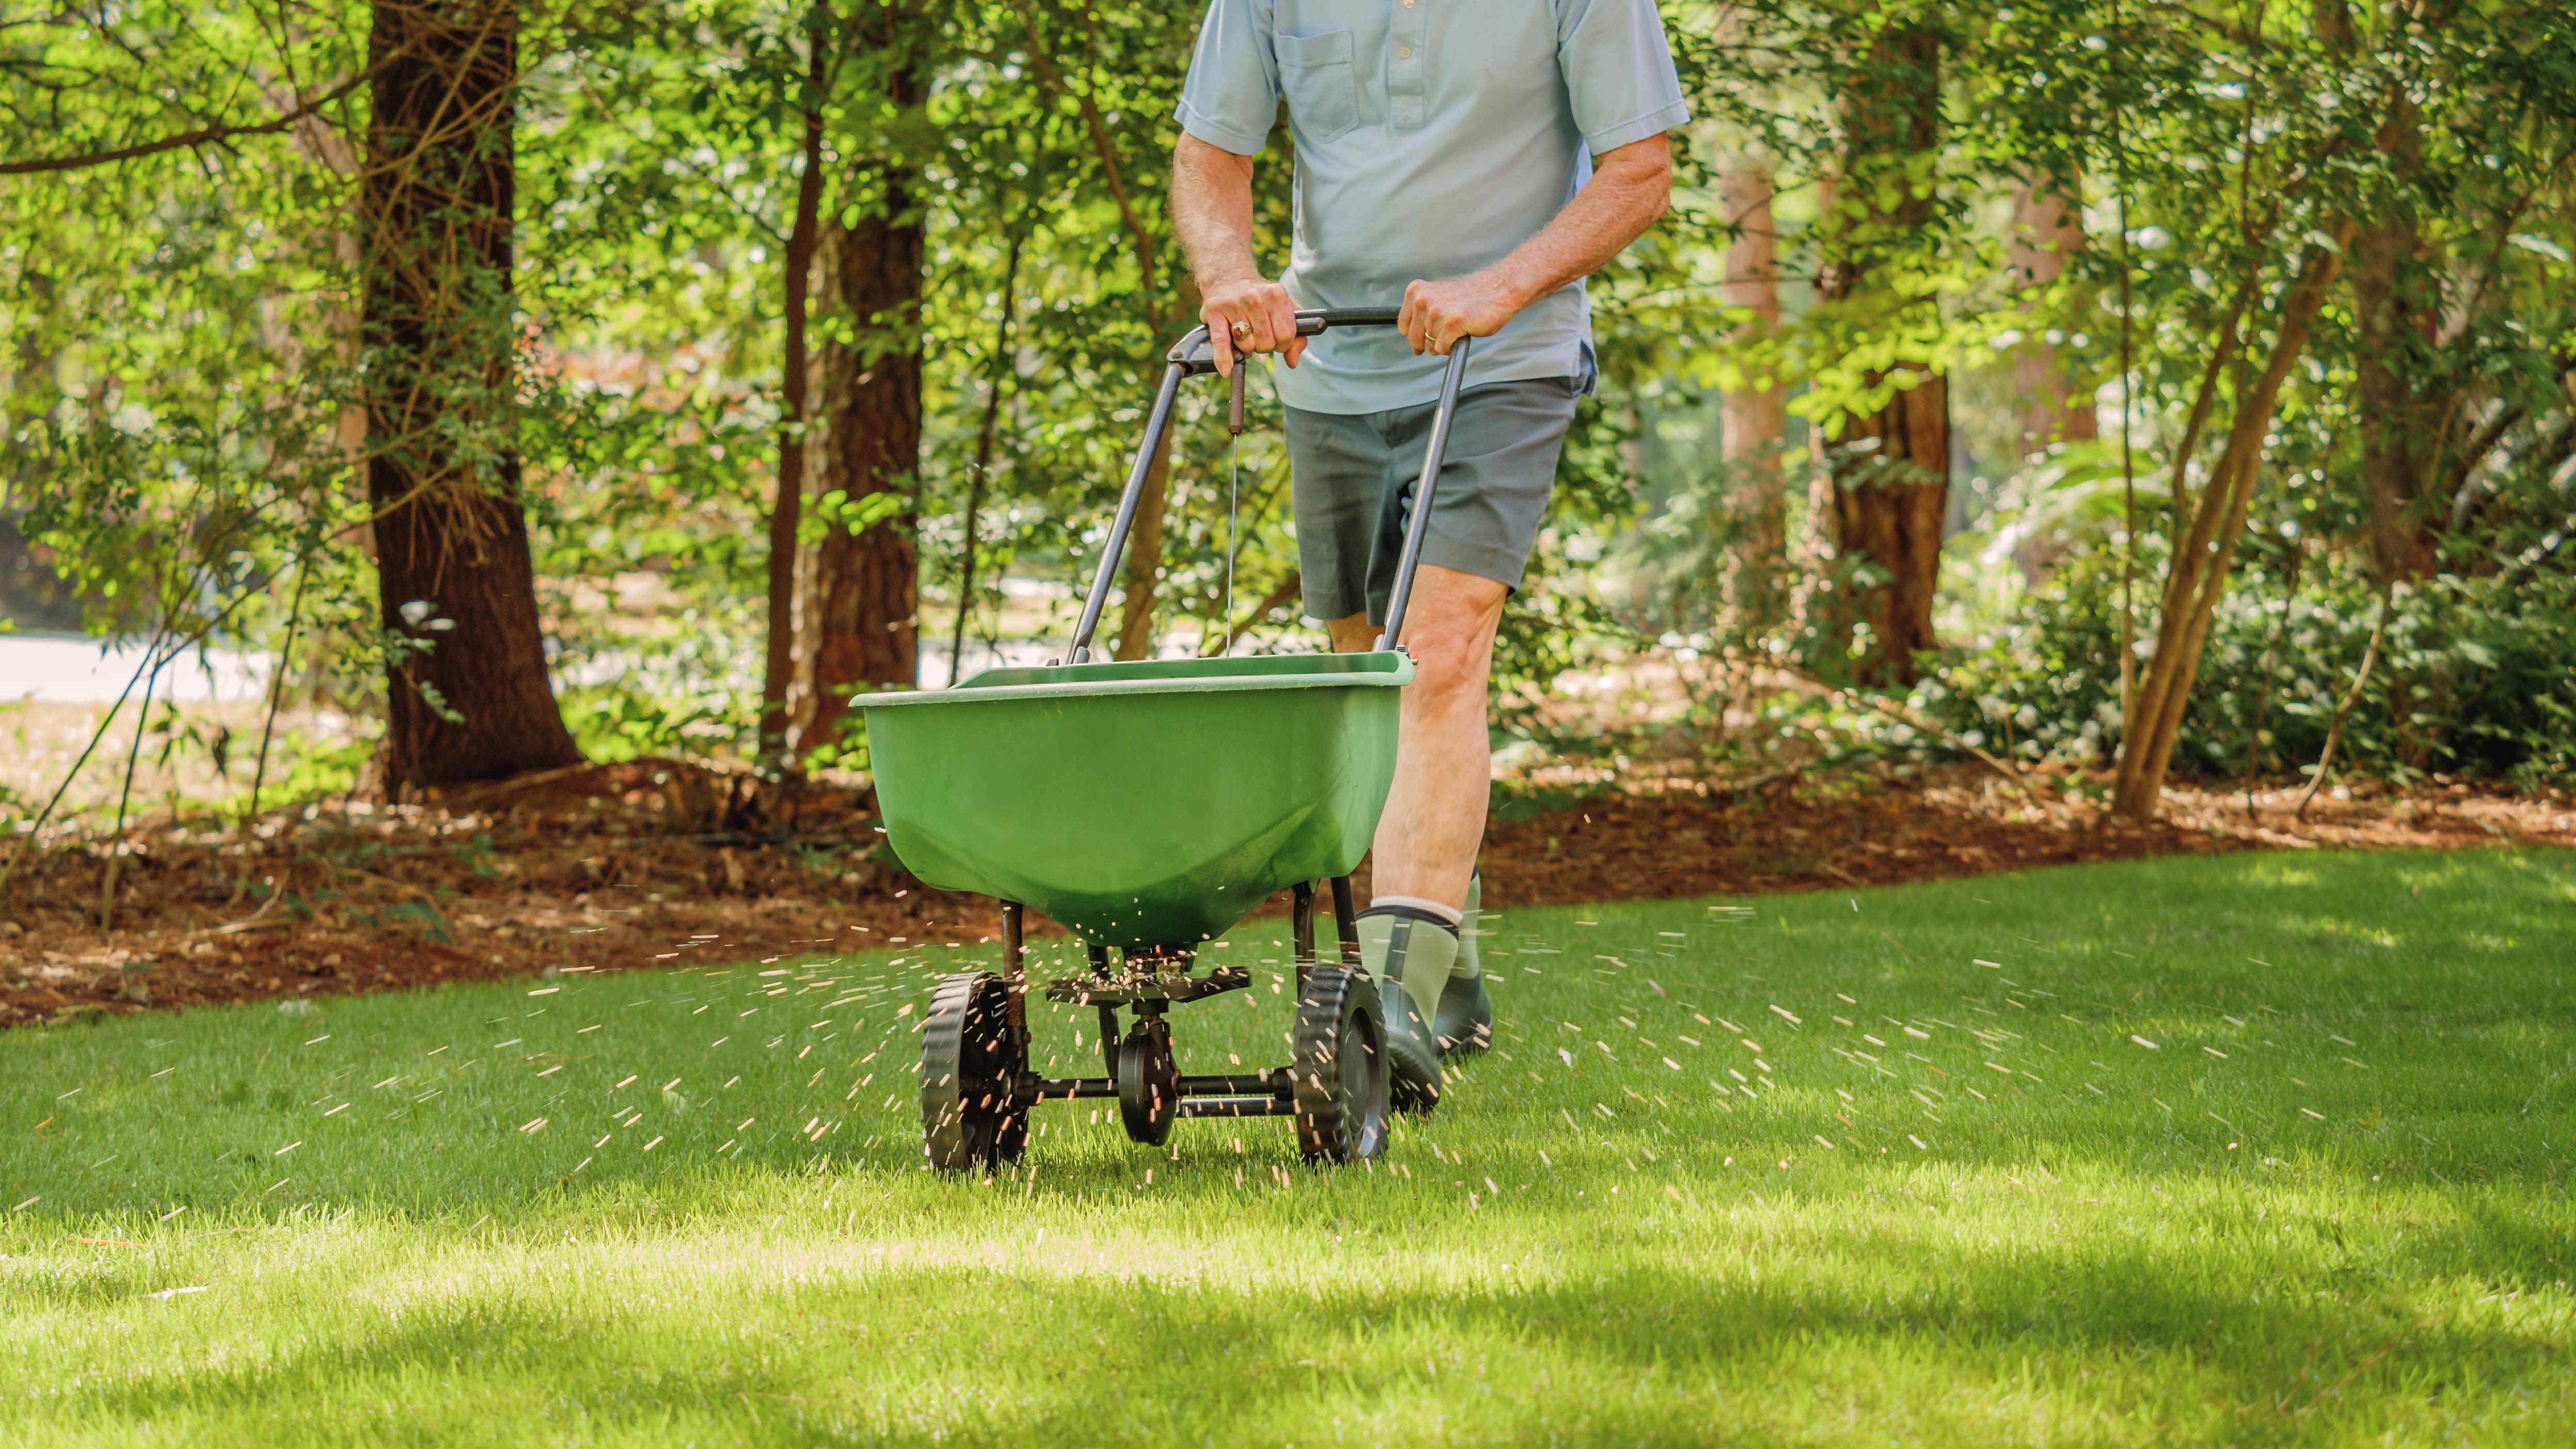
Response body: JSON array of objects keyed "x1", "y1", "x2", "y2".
[
  {"x1": 1172, "y1": 133, "x2": 1305, "y2": 374},
  {"x1": 1397, "y1": 132, "x2": 1673, "y2": 357}
]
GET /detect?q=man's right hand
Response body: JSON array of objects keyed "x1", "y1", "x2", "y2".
[{"x1": 1200, "y1": 277, "x2": 1305, "y2": 375}]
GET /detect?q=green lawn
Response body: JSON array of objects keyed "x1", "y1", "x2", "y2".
[{"x1": 5, "y1": 848, "x2": 2573, "y2": 1446}]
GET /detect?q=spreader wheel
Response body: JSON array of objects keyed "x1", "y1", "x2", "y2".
[
  {"x1": 1291, "y1": 965, "x2": 1390, "y2": 1164},
  {"x1": 920, "y1": 971, "x2": 1029, "y2": 1174},
  {"x1": 1115, "y1": 1017, "x2": 1180, "y2": 1146}
]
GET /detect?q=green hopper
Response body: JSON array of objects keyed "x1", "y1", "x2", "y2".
[{"x1": 861, "y1": 650, "x2": 1410, "y2": 954}]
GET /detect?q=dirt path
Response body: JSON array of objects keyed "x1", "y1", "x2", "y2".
[{"x1": 3, "y1": 760, "x2": 2565, "y2": 1028}]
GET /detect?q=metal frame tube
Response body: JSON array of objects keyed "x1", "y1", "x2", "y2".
[
  {"x1": 1176, "y1": 1071, "x2": 1289, "y2": 1096},
  {"x1": 1001, "y1": 901, "x2": 1028, "y2": 1053},
  {"x1": 1028, "y1": 1076, "x2": 1120, "y2": 1100},
  {"x1": 1023, "y1": 1071, "x2": 1286, "y2": 1103},
  {"x1": 1375, "y1": 338, "x2": 1472, "y2": 649},
  {"x1": 1177, "y1": 1096, "x2": 1294, "y2": 1119},
  {"x1": 1087, "y1": 945, "x2": 1119, "y2": 1075},
  {"x1": 1331, "y1": 874, "x2": 1361, "y2": 966}
]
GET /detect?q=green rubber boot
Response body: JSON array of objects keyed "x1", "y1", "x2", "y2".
[
  {"x1": 1434, "y1": 872, "x2": 1492, "y2": 1056},
  {"x1": 1355, "y1": 905, "x2": 1457, "y2": 1113}
]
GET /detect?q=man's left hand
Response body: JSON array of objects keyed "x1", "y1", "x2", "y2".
[{"x1": 1399, "y1": 271, "x2": 1527, "y2": 357}]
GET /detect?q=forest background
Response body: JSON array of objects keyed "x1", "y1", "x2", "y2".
[{"x1": 4, "y1": 0, "x2": 2574, "y2": 879}]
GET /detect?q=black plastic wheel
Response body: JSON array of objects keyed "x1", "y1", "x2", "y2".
[
  {"x1": 1115, "y1": 1017, "x2": 1179, "y2": 1146},
  {"x1": 919, "y1": 971, "x2": 1029, "y2": 1174},
  {"x1": 1292, "y1": 965, "x2": 1390, "y2": 1164}
]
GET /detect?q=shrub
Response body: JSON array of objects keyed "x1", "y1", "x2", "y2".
[{"x1": 1919, "y1": 546, "x2": 2576, "y2": 787}]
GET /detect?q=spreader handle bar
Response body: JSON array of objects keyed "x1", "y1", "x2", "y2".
[{"x1": 1067, "y1": 309, "x2": 1472, "y2": 664}]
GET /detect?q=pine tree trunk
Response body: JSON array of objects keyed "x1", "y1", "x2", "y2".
[
  {"x1": 1720, "y1": 157, "x2": 1789, "y2": 629},
  {"x1": 801, "y1": 23, "x2": 924, "y2": 750},
  {"x1": 802, "y1": 205, "x2": 924, "y2": 745},
  {"x1": 2008, "y1": 176, "x2": 2098, "y2": 452},
  {"x1": 1819, "y1": 26, "x2": 1949, "y2": 685},
  {"x1": 2349, "y1": 91, "x2": 2439, "y2": 585},
  {"x1": 363, "y1": 0, "x2": 582, "y2": 793},
  {"x1": 760, "y1": 10, "x2": 830, "y2": 761}
]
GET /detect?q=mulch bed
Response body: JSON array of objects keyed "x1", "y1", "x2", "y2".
[{"x1": 4, "y1": 758, "x2": 2566, "y2": 1029}]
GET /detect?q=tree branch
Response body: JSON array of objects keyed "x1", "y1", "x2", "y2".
[
  {"x1": 1009, "y1": 0, "x2": 1164, "y2": 331},
  {"x1": 0, "y1": 63, "x2": 373, "y2": 176},
  {"x1": 2294, "y1": 576, "x2": 2397, "y2": 820}
]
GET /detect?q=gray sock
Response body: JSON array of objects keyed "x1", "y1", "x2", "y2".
[{"x1": 1355, "y1": 906, "x2": 1459, "y2": 1028}]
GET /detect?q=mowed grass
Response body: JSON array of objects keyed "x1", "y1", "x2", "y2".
[{"x1": 4, "y1": 848, "x2": 2574, "y2": 1446}]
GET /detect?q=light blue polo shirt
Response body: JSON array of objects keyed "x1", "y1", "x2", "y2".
[{"x1": 1177, "y1": 0, "x2": 1688, "y2": 415}]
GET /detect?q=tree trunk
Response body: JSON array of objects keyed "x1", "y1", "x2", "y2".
[
  {"x1": 1720, "y1": 157, "x2": 1789, "y2": 630},
  {"x1": 1111, "y1": 415, "x2": 1180, "y2": 662},
  {"x1": 2007, "y1": 175, "x2": 2098, "y2": 452},
  {"x1": 760, "y1": 9, "x2": 830, "y2": 761},
  {"x1": 1824, "y1": 379, "x2": 1950, "y2": 682},
  {"x1": 2349, "y1": 92, "x2": 2440, "y2": 585},
  {"x1": 363, "y1": 0, "x2": 582, "y2": 793},
  {"x1": 802, "y1": 25, "x2": 925, "y2": 750},
  {"x1": 1112, "y1": 275, "x2": 1202, "y2": 661},
  {"x1": 2351, "y1": 219, "x2": 2438, "y2": 582},
  {"x1": 1791, "y1": 172, "x2": 1841, "y2": 632},
  {"x1": 1818, "y1": 26, "x2": 1949, "y2": 685},
  {"x1": 2111, "y1": 227, "x2": 2353, "y2": 819},
  {"x1": 950, "y1": 227, "x2": 1026, "y2": 682}
]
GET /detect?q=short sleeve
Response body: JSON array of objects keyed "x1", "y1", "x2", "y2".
[
  {"x1": 1555, "y1": 0, "x2": 1691, "y2": 156},
  {"x1": 1175, "y1": 0, "x2": 1279, "y2": 156}
]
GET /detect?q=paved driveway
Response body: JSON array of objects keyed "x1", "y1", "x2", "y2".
[{"x1": 0, "y1": 635, "x2": 268, "y2": 705}]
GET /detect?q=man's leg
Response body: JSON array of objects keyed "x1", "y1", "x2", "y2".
[
  {"x1": 1335, "y1": 566, "x2": 1504, "y2": 1094},
  {"x1": 1309, "y1": 377, "x2": 1575, "y2": 1100},
  {"x1": 1330, "y1": 564, "x2": 1503, "y2": 910}
]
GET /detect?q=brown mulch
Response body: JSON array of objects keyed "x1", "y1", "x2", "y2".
[{"x1": 2, "y1": 758, "x2": 2567, "y2": 1030}]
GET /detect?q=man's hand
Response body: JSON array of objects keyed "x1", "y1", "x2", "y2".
[
  {"x1": 1200, "y1": 276, "x2": 1306, "y2": 375},
  {"x1": 1172, "y1": 135, "x2": 1303, "y2": 375},
  {"x1": 1398, "y1": 270, "x2": 1531, "y2": 357},
  {"x1": 1398, "y1": 134, "x2": 1674, "y2": 359}
]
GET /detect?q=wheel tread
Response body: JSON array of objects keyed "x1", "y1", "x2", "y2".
[
  {"x1": 919, "y1": 971, "x2": 1028, "y2": 1173},
  {"x1": 1292, "y1": 965, "x2": 1390, "y2": 1164}
]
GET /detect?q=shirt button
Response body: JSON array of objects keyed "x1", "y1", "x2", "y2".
[{"x1": 1399, "y1": 45, "x2": 1413, "y2": 57}]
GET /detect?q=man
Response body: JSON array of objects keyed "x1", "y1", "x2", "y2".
[{"x1": 1171, "y1": 1, "x2": 1686, "y2": 1107}]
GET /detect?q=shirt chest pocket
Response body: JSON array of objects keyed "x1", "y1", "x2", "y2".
[{"x1": 1276, "y1": 29, "x2": 1360, "y2": 141}]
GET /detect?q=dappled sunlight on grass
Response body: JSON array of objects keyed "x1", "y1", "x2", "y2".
[{"x1": 3, "y1": 848, "x2": 2572, "y2": 1445}]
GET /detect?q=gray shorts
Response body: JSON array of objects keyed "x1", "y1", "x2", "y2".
[{"x1": 1284, "y1": 376, "x2": 1582, "y2": 625}]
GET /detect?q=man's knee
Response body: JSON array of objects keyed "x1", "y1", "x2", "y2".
[
  {"x1": 1406, "y1": 625, "x2": 1493, "y2": 702},
  {"x1": 1396, "y1": 571, "x2": 1505, "y2": 704}
]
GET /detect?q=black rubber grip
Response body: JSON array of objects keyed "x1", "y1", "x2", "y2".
[{"x1": 1294, "y1": 307, "x2": 1400, "y2": 334}]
